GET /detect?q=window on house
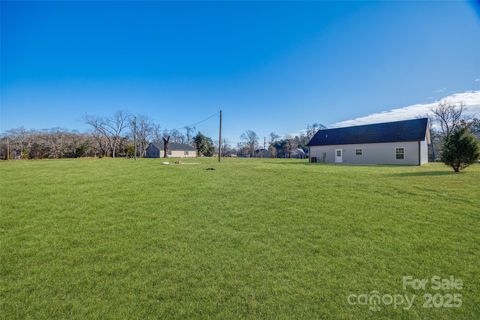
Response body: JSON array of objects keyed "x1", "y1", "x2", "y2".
[
  {"x1": 355, "y1": 149, "x2": 363, "y2": 156},
  {"x1": 336, "y1": 150, "x2": 342, "y2": 157},
  {"x1": 184, "y1": 151, "x2": 189, "y2": 156},
  {"x1": 168, "y1": 150, "x2": 172, "y2": 156},
  {"x1": 395, "y1": 148, "x2": 405, "y2": 160}
]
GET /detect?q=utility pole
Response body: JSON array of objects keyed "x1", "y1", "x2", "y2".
[
  {"x1": 263, "y1": 137, "x2": 266, "y2": 158},
  {"x1": 6, "y1": 137, "x2": 10, "y2": 160},
  {"x1": 218, "y1": 110, "x2": 222, "y2": 162},
  {"x1": 132, "y1": 116, "x2": 137, "y2": 160}
]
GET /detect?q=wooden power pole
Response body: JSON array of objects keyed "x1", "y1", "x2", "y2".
[
  {"x1": 218, "y1": 110, "x2": 222, "y2": 162},
  {"x1": 262, "y1": 137, "x2": 266, "y2": 158},
  {"x1": 132, "y1": 116, "x2": 137, "y2": 160},
  {"x1": 6, "y1": 137, "x2": 10, "y2": 160}
]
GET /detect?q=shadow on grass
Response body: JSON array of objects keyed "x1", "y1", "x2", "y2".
[{"x1": 390, "y1": 171, "x2": 457, "y2": 177}]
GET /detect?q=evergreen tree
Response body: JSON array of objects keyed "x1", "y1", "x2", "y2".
[
  {"x1": 193, "y1": 132, "x2": 215, "y2": 157},
  {"x1": 441, "y1": 127, "x2": 480, "y2": 172}
]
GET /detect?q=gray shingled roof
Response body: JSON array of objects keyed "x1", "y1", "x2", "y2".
[
  {"x1": 308, "y1": 118, "x2": 429, "y2": 146},
  {"x1": 150, "y1": 141, "x2": 196, "y2": 151}
]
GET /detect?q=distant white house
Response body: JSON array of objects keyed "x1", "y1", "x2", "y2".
[
  {"x1": 307, "y1": 118, "x2": 430, "y2": 165},
  {"x1": 145, "y1": 142, "x2": 197, "y2": 158},
  {"x1": 291, "y1": 148, "x2": 307, "y2": 159}
]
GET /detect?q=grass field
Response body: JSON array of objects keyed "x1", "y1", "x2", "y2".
[{"x1": 1, "y1": 158, "x2": 479, "y2": 319}]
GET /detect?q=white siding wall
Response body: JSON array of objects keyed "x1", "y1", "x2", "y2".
[
  {"x1": 310, "y1": 141, "x2": 426, "y2": 165},
  {"x1": 145, "y1": 144, "x2": 197, "y2": 158},
  {"x1": 420, "y1": 140, "x2": 428, "y2": 164},
  {"x1": 164, "y1": 150, "x2": 197, "y2": 158}
]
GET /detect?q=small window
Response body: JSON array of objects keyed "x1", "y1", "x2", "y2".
[
  {"x1": 355, "y1": 149, "x2": 363, "y2": 156},
  {"x1": 184, "y1": 151, "x2": 189, "y2": 156},
  {"x1": 395, "y1": 148, "x2": 405, "y2": 160},
  {"x1": 336, "y1": 150, "x2": 342, "y2": 157},
  {"x1": 168, "y1": 150, "x2": 172, "y2": 156}
]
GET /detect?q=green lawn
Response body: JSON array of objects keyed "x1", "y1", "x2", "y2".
[{"x1": 1, "y1": 158, "x2": 479, "y2": 319}]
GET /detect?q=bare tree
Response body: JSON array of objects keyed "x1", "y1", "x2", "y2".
[
  {"x1": 236, "y1": 142, "x2": 251, "y2": 157},
  {"x1": 134, "y1": 115, "x2": 153, "y2": 157},
  {"x1": 184, "y1": 126, "x2": 196, "y2": 144},
  {"x1": 168, "y1": 129, "x2": 185, "y2": 143},
  {"x1": 306, "y1": 123, "x2": 326, "y2": 139},
  {"x1": 152, "y1": 124, "x2": 162, "y2": 142},
  {"x1": 91, "y1": 129, "x2": 108, "y2": 157},
  {"x1": 84, "y1": 115, "x2": 113, "y2": 156},
  {"x1": 432, "y1": 101, "x2": 464, "y2": 136},
  {"x1": 6, "y1": 127, "x2": 28, "y2": 158},
  {"x1": 419, "y1": 114, "x2": 438, "y2": 161},
  {"x1": 105, "y1": 111, "x2": 129, "y2": 158},
  {"x1": 268, "y1": 132, "x2": 280, "y2": 158},
  {"x1": 220, "y1": 138, "x2": 235, "y2": 157},
  {"x1": 241, "y1": 130, "x2": 259, "y2": 157},
  {"x1": 285, "y1": 135, "x2": 296, "y2": 158},
  {"x1": 0, "y1": 128, "x2": 97, "y2": 159},
  {"x1": 470, "y1": 118, "x2": 480, "y2": 139},
  {"x1": 269, "y1": 132, "x2": 280, "y2": 145},
  {"x1": 162, "y1": 136, "x2": 170, "y2": 158},
  {"x1": 268, "y1": 145, "x2": 277, "y2": 158},
  {"x1": 84, "y1": 111, "x2": 129, "y2": 158}
]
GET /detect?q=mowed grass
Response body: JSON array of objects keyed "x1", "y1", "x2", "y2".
[{"x1": 0, "y1": 158, "x2": 479, "y2": 319}]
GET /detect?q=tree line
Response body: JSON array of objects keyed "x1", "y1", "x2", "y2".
[
  {"x1": 0, "y1": 108, "x2": 324, "y2": 160},
  {"x1": 1, "y1": 103, "x2": 479, "y2": 168},
  {"x1": 0, "y1": 111, "x2": 211, "y2": 159},
  {"x1": 236, "y1": 123, "x2": 325, "y2": 158}
]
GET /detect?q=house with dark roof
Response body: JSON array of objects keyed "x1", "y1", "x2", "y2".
[
  {"x1": 254, "y1": 148, "x2": 271, "y2": 158},
  {"x1": 145, "y1": 142, "x2": 197, "y2": 158},
  {"x1": 307, "y1": 118, "x2": 430, "y2": 165}
]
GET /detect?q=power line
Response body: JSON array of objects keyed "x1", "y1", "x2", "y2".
[{"x1": 171, "y1": 111, "x2": 220, "y2": 131}]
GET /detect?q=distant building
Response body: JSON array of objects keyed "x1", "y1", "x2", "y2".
[
  {"x1": 145, "y1": 142, "x2": 197, "y2": 158},
  {"x1": 307, "y1": 118, "x2": 430, "y2": 165},
  {"x1": 254, "y1": 148, "x2": 271, "y2": 158},
  {"x1": 291, "y1": 148, "x2": 307, "y2": 159}
]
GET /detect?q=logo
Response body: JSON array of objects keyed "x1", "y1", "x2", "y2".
[{"x1": 346, "y1": 275, "x2": 463, "y2": 312}]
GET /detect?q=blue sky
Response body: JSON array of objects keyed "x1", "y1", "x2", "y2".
[{"x1": 1, "y1": 1, "x2": 479, "y2": 143}]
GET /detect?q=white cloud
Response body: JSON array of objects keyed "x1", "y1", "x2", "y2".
[
  {"x1": 474, "y1": 78, "x2": 480, "y2": 82},
  {"x1": 333, "y1": 90, "x2": 480, "y2": 128}
]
